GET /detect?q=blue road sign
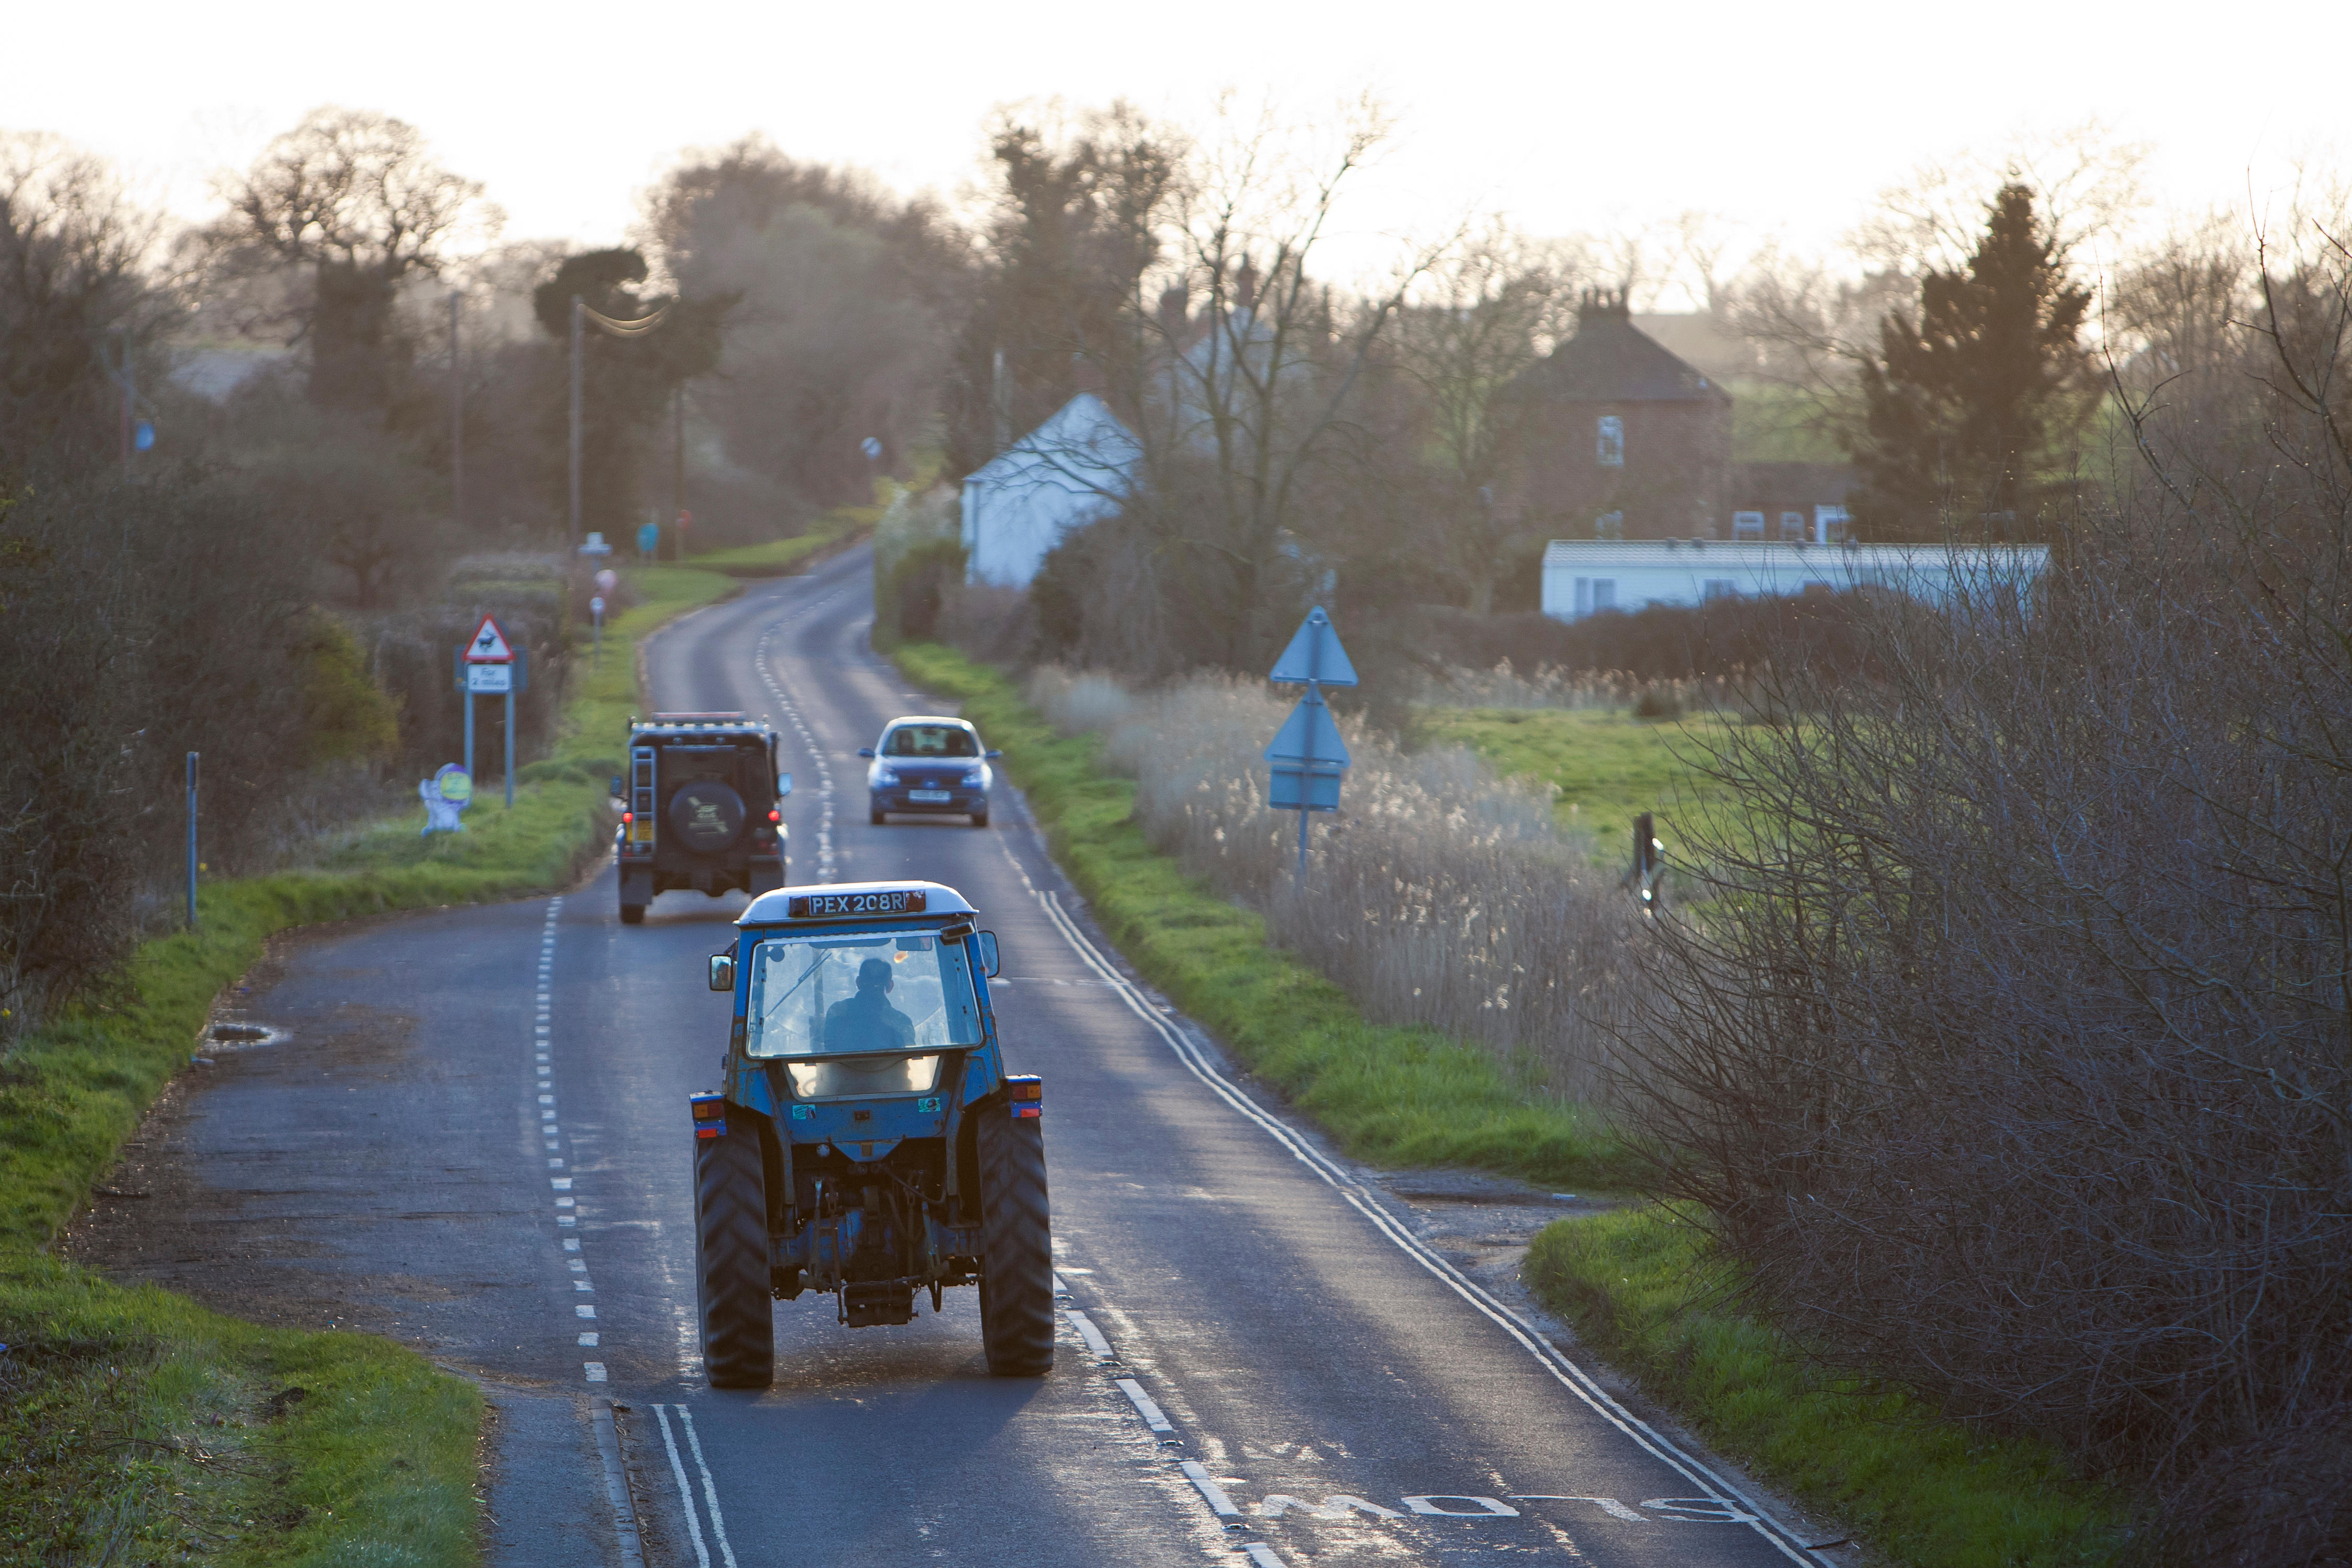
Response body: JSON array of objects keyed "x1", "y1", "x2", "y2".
[
  {"x1": 1264, "y1": 686, "x2": 1351, "y2": 768},
  {"x1": 1270, "y1": 607, "x2": 1358, "y2": 687}
]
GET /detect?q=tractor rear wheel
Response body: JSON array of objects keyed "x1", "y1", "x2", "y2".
[
  {"x1": 694, "y1": 1123, "x2": 774, "y2": 1388},
  {"x1": 976, "y1": 1107, "x2": 1053, "y2": 1375}
]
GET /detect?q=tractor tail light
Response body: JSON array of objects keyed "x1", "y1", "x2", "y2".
[
  {"x1": 689, "y1": 1093, "x2": 728, "y2": 1139},
  {"x1": 1007, "y1": 1076, "x2": 1043, "y2": 1119},
  {"x1": 621, "y1": 811, "x2": 633, "y2": 823},
  {"x1": 767, "y1": 808, "x2": 781, "y2": 823}
]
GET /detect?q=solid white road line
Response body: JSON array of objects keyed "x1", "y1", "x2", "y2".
[
  {"x1": 653, "y1": 1405, "x2": 712, "y2": 1568},
  {"x1": 676, "y1": 1406, "x2": 740, "y2": 1568},
  {"x1": 1023, "y1": 879, "x2": 1828, "y2": 1565}
]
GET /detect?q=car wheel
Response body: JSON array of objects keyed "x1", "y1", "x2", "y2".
[
  {"x1": 972, "y1": 808, "x2": 990, "y2": 828},
  {"x1": 870, "y1": 804, "x2": 886, "y2": 826}
]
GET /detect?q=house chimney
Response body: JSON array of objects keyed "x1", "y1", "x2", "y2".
[
  {"x1": 1234, "y1": 256, "x2": 1258, "y2": 314},
  {"x1": 1576, "y1": 286, "x2": 1631, "y2": 327}
]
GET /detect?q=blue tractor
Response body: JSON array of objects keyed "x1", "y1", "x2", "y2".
[{"x1": 690, "y1": 880, "x2": 1053, "y2": 1386}]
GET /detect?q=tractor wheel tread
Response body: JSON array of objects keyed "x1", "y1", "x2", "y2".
[
  {"x1": 695, "y1": 1127, "x2": 774, "y2": 1388},
  {"x1": 976, "y1": 1108, "x2": 1054, "y2": 1376}
]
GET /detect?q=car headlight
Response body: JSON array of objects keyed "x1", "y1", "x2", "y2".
[
  {"x1": 965, "y1": 768, "x2": 987, "y2": 786},
  {"x1": 873, "y1": 766, "x2": 899, "y2": 786}
]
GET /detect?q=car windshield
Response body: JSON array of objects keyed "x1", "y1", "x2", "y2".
[
  {"x1": 883, "y1": 725, "x2": 978, "y2": 758},
  {"x1": 744, "y1": 929, "x2": 984, "y2": 1097}
]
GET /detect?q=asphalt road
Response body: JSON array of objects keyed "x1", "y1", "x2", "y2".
[{"x1": 74, "y1": 545, "x2": 1846, "y2": 1567}]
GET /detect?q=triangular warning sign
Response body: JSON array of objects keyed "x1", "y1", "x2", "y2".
[
  {"x1": 465, "y1": 615, "x2": 515, "y2": 663},
  {"x1": 1264, "y1": 687, "x2": 1352, "y2": 768},
  {"x1": 1269, "y1": 607, "x2": 1358, "y2": 687}
]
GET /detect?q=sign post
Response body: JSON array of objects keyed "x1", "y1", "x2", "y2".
[
  {"x1": 460, "y1": 615, "x2": 521, "y2": 808},
  {"x1": 1265, "y1": 607, "x2": 1359, "y2": 878}
]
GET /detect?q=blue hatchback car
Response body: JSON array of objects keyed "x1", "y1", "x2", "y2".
[{"x1": 862, "y1": 716, "x2": 1001, "y2": 827}]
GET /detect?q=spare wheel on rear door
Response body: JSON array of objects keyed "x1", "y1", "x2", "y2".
[{"x1": 668, "y1": 780, "x2": 746, "y2": 852}]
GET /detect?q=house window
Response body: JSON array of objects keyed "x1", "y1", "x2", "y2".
[
  {"x1": 1732, "y1": 511, "x2": 1765, "y2": 540},
  {"x1": 1596, "y1": 416, "x2": 1624, "y2": 468},
  {"x1": 1574, "y1": 577, "x2": 1592, "y2": 617},
  {"x1": 1780, "y1": 511, "x2": 1807, "y2": 542},
  {"x1": 1591, "y1": 578, "x2": 1618, "y2": 612},
  {"x1": 1703, "y1": 578, "x2": 1736, "y2": 602},
  {"x1": 1815, "y1": 505, "x2": 1850, "y2": 544},
  {"x1": 1595, "y1": 510, "x2": 1624, "y2": 540}
]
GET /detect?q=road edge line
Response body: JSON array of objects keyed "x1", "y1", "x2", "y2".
[{"x1": 591, "y1": 1398, "x2": 648, "y2": 1568}]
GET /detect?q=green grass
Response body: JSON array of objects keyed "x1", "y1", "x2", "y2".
[
  {"x1": 1415, "y1": 705, "x2": 1737, "y2": 852},
  {"x1": 0, "y1": 560, "x2": 737, "y2": 1565},
  {"x1": 687, "y1": 508, "x2": 877, "y2": 577},
  {"x1": 1525, "y1": 1209, "x2": 2128, "y2": 1567},
  {"x1": 889, "y1": 643, "x2": 1635, "y2": 1191}
]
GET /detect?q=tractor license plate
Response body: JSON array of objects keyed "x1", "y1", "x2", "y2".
[{"x1": 908, "y1": 789, "x2": 952, "y2": 802}]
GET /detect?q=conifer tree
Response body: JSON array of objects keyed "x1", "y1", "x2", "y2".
[{"x1": 1849, "y1": 183, "x2": 2092, "y2": 540}]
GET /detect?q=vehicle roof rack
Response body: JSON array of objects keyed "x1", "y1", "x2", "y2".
[{"x1": 649, "y1": 711, "x2": 750, "y2": 721}]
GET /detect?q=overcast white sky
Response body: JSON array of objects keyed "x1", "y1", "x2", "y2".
[{"x1": 14, "y1": 0, "x2": 2350, "y2": 297}]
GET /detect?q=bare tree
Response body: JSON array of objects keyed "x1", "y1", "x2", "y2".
[
  {"x1": 210, "y1": 108, "x2": 497, "y2": 414},
  {"x1": 1389, "y1": 223, "x2": 1575, "y2": 611},
  {"x1": 0, "y1": 134, "x2": 171, "y2": 473},
  {"x1": 1093, "y1": 97, "x2": 1451, "y2": 672}
]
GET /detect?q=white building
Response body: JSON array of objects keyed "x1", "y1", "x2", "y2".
[
  {"x1": 1540, "y1": 538, "x2": 2049, "y2": 621},
  {"x1": 960, "y1": 394, "x2": 1142, "y2": 589}
]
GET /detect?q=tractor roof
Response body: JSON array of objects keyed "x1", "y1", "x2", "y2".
[{"x1": 740, "y1": 880, "x2": 978, "y2": 927}]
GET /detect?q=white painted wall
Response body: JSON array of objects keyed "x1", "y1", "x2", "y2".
[
  {"x1": 1540, "y1": 539, "x2": 2048, "y2": 621},
  {"x1": 961, "y1": 394, "x2": 1142, "y2": 588}
]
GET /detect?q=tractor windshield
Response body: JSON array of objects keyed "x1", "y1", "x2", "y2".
[{"x1": 744, "y1": 929, "x2": 984, "y2": 1098}]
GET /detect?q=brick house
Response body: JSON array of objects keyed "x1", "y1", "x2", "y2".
[{"x1": 1496, "y1": 289, "x2": 1733, "y2": 540}]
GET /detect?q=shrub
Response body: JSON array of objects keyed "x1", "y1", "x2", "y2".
[{"x1": 1621, "y1": 255, "x2": 2352, "y2": 1562}]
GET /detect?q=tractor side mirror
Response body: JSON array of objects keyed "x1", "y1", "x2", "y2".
[
  {"x1": 984, "y1": 750, "x2": 1003, "y2": 759},
  {"x1": 777, "y1": 771, "x2": 792, "y2": 797},
  {"x1": 857, "y1": 747, "x2": 875, "y2": 759},
  {"x1": 708, "y1": 954, "x2": 735, "y2": 993},
  {"x1": 974, "y1": 931, "x2": 1000, "y2": 977},
  {"x1": 610, "y1": 775, "x2": 624, "y2": 797}
]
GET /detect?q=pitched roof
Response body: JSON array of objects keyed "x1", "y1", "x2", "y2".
[{"x1": 1517, "y1": 290, "x2": 1732, "y2": 405}]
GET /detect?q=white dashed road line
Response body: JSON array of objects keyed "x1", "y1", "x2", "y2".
[{"x1": 530, "y1": 897, "x2": 603, "y2": 1382}]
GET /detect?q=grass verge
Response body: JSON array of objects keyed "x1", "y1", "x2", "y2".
[
  {"x1": 895, "y1": 639, "x2": 2125, "y2": 1567},
  {"x1": 887, "y1": 642, "x2": 1633, "y2": 1190},
  {"x1": 686, "y1": 509, "x2": 875, "y2": 577},
  {"x1": 1525, "y1": 1209, "x2": 2128, "y2": 1568},
  {"x1": 0, "y1": 560, "x2": 736, "y2": 1565}
]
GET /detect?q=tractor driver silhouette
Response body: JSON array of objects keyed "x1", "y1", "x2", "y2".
[{"x1": 823, "y1": 956, "x2": 916, "y2": 1054}]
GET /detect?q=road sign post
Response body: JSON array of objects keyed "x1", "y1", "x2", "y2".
[
  {"x1": 1265, "y1": 607, "x2": 1360, "y2": 878},
  {"x1": 460, "y1": 615, "x2": 522, "y2": 808}
]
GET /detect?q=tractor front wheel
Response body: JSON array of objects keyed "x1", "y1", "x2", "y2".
[
  {"x1": 976, "y1": 1107, "x2": 1054, "y2": 1375},
  {"x1": 694, "y1": 1123, "x2": 774, "y2": 1388}
]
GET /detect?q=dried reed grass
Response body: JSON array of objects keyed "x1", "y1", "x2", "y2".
[{"x1": 1028, "y1": 666, "x2": 1645, "y2": 1102}]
